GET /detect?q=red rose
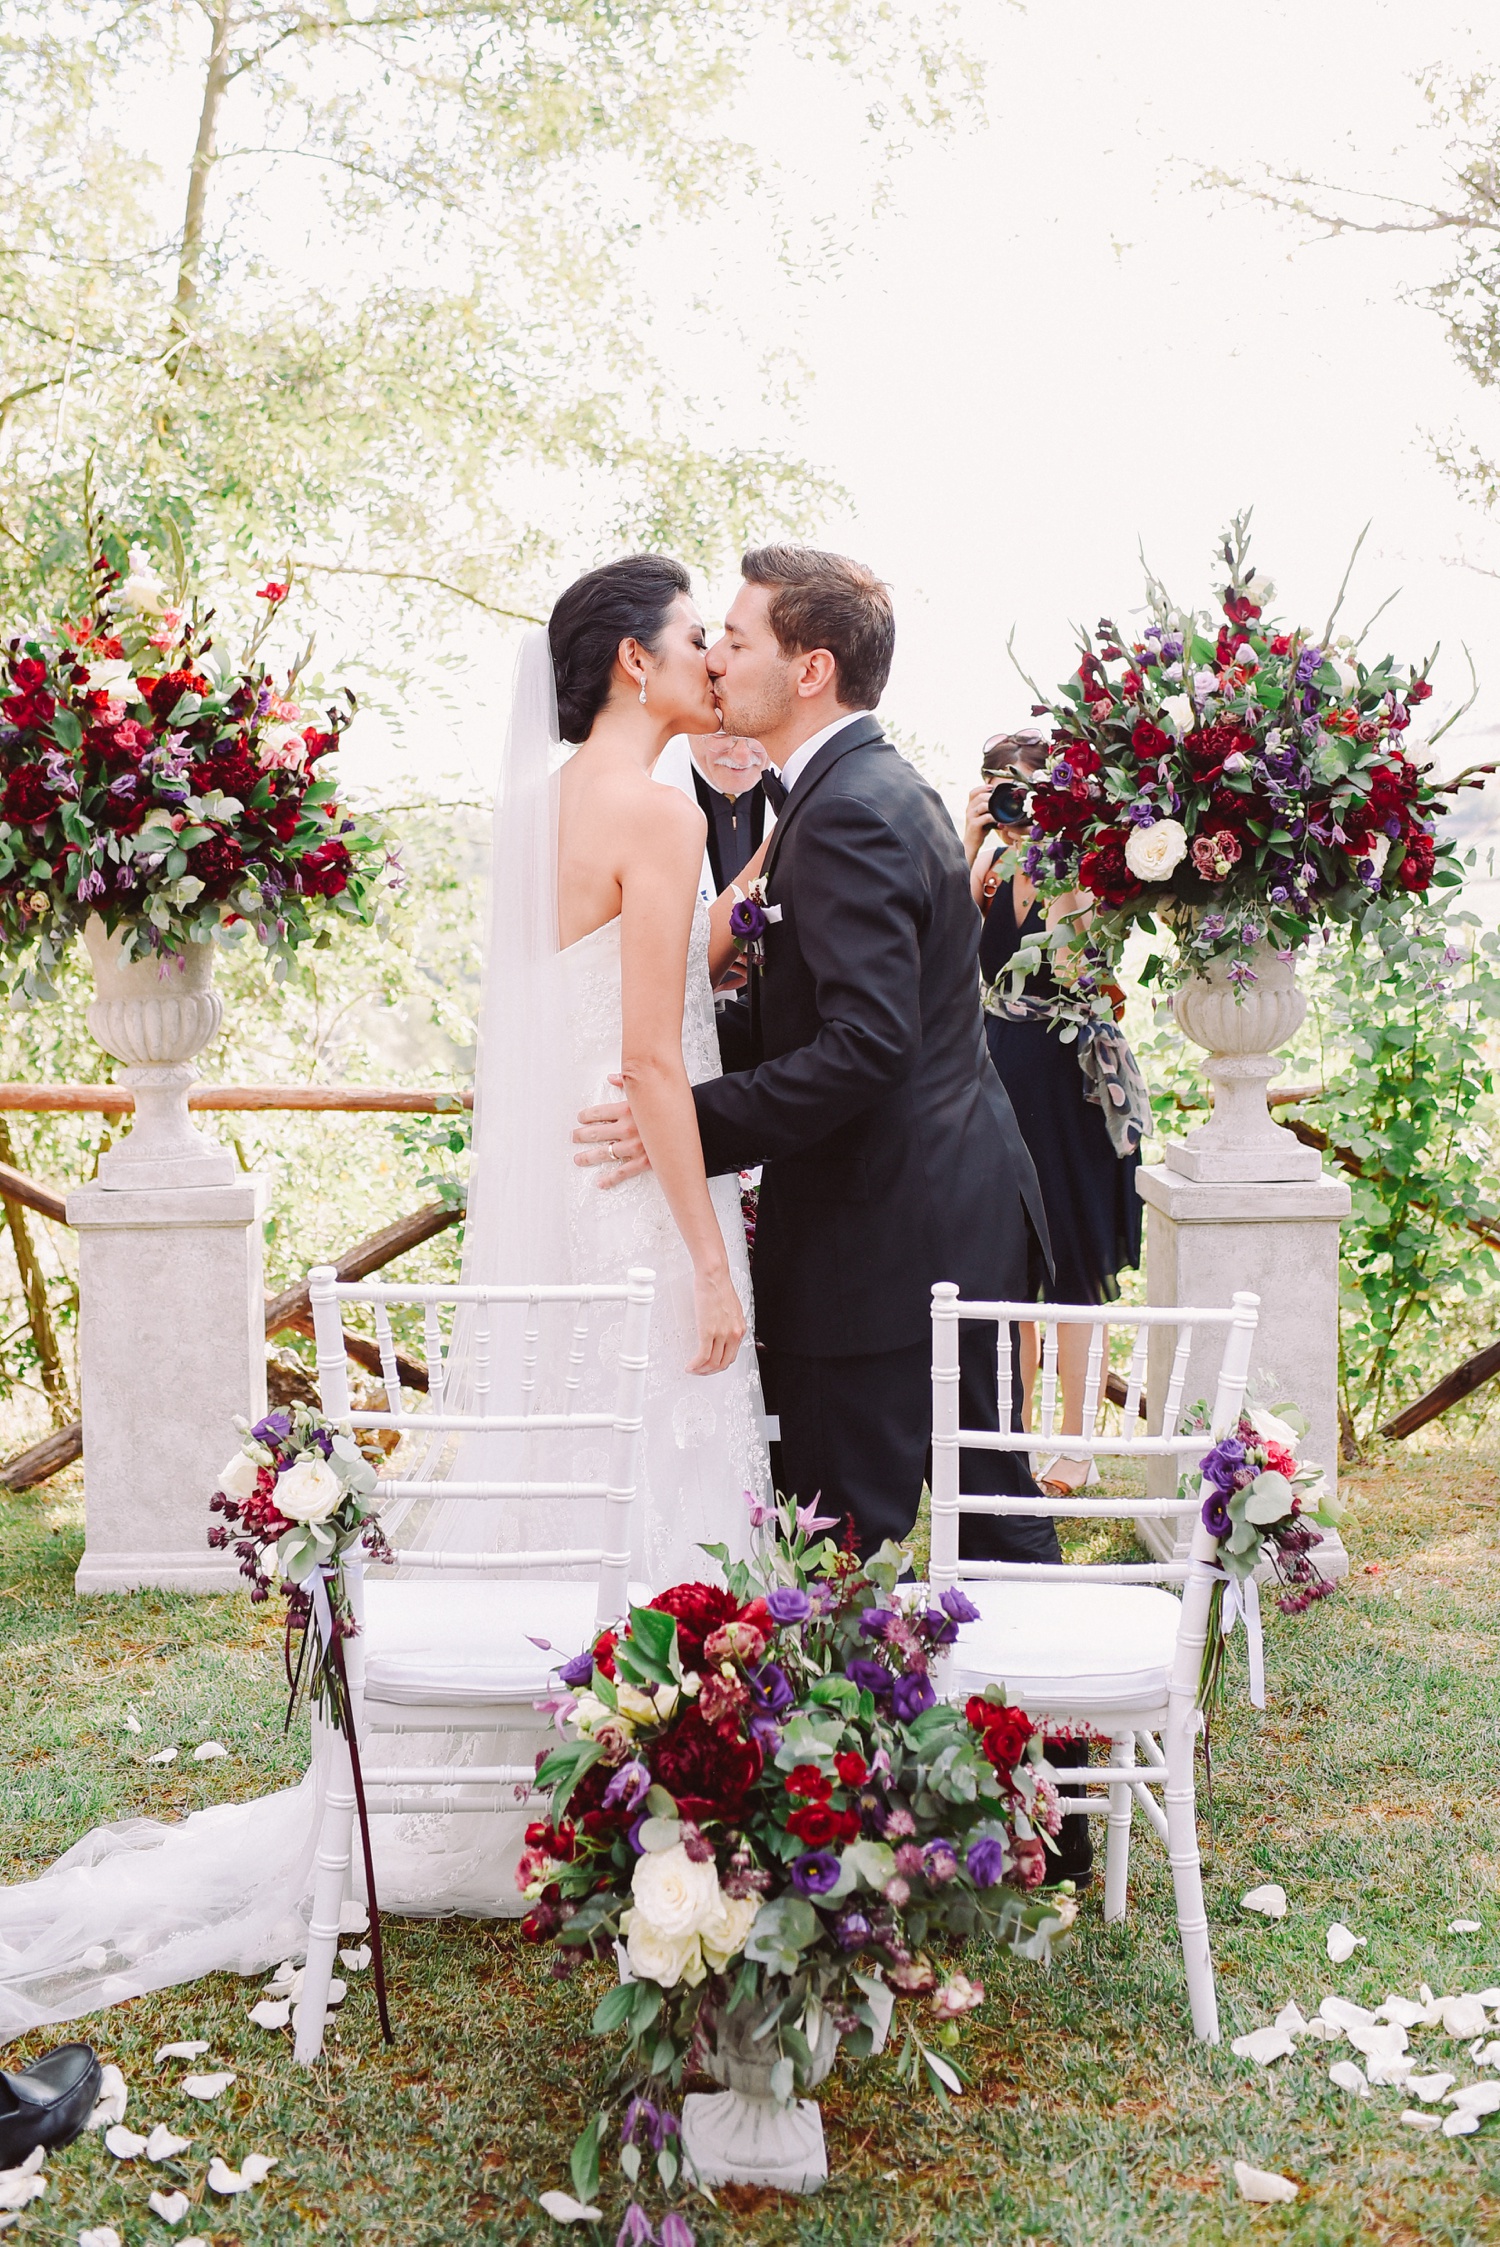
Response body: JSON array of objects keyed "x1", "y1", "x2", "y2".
[
  {"x1": 649, "y1": 1704, "x2": 762, "y2": 1825},
  {"x1": 590, "y1": 1628, "x2": 618, "y2": 1681},
  {"x1": 1078, "y1": 831, "x2": 1142, "y2": 908},
  {"x1": 786, "y1": 1803, "x2": 839, "y2": 1848},
  {"x1": 647, "y1": 1582, "x2": 744, "y2": 1671},
  {"x1": 189, "y1": 832, "x2": 246, "y2": 900},
  {"x1": 1397, "y1": 833, "x2": 1436, "y2": 892},
  {"x1": 785, "y1": 1764, "x2": 832, "y2": 1802},
  {"x1": 966, "y1": 1697, "x2": 1034, "y2": 1774},
  {"x1": 1407, "y1": 679, "x2": 1434, "y2": 704},
  {"x1": 191, "y1": 747, "x2": 262, "y2": 801},
  {"x1": 1268, "y1": 635, "x2": 1291, "y2": 658},
  {"x1": 146, "y1": 669, "x2": 211, "y2": 718},
  {"x1": 0, "y1": 765, "x2": 55, "y2": 826},
  {"x1": 834, "y1": 1750, "x2": 868, "y2": 1787},
  {"x1": 1029, "y1": 788, "x2": 1091, "y2": 838},
  {"x1": 1186, "y1": 718, "x2": 1250, "y2": 786},
  {"x1": 297, "y1": 839, "x2": 352, "y2": 897},
  {"x1": 1067, "y1": 741, "x2": 1102, "y2": 777},
  {"x1": 1131, "y1": 719, "x2": 1170, "y2": 763},
  {"x1": 2, "y1": 691, "x2": 56, "y2": 730},
  {"x1": 10, "y1": 657, "x2": 47, "y2": 691}
]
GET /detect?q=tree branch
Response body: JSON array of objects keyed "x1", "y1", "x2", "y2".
[
  {"x1": 169, "y1": 0, "x2": 235, "y2": 378},
  {"x1": 292, "y1": 558, "x2": 544, "y2": 623}
]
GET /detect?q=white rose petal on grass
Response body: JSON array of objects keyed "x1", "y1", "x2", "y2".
[
  {"x1": 1232, "y1": 2160, "x2": 1298, "y2": 2204},
  {"x1": 80, "y1": 1946, "x2": 108, "y2": 1972},
  {"x1": 1441, "y1": 1996, "x2": 1489, "y2": 2039},
  {"x1": 148, "y1": 2191, "x2": 191, "y2": 2225},
  {"x1": 1447, "y1": 2081, "x2": 1500, "y2": 2116},
  {"x1": 207, "y1": 2152, "x2": 277, "y2": 2195},
  {"x1": 1407, "y1": 2072, "x2": 1457, "y2": 2104},
  {"x1": 248, "y1": 1999, "x2": 291, "y2": 2030},
  {"x1": 87, "y1": 2065, "x2": 128, "y2": 2127},
  {"x1": 1444, "y1": 2109, "x2": 1482, "y2": 2136},
  {"x1": 339, "y1": 1902, "x2": 369, "y2": 1936},
  {"x1": 145, "y1": 1747, "x2": 178, "y2": 1767},
  {"x1": 180, "y1": 2073, "x2": 236, "y2": 2101},
  {"x1": 1329, "y1": 2060, "x2": 1370, "y2": 2097},
  {"x1": 1368, "y1": 2057, "x2": 1416, "y2": 2087},
  {"x1": 264, "y1": 1962, "x2": 300, "y2": 1996},
  {"x1": 1240, "y1": 1884, "x2": 1288, "y2": 1921},
  {"x1": 104, "y1": 2125, "x2": 147, "y2": 2159},
  {"x1": 339, "y1": 1946, "x2": 371, "y2": 1972},
  {"x1": 123, "y1": 1712, "x2": 142, "y2": 1735},
  {"x1": 144, "y1": 2126, "x2": 192, "y2": 2161},
  {"x1": 1326, "y1": 1922, "x2": 1366, "y2": 1964},
  {"x1": 1320, "y1": 1996, "x2": 1376, "y2": 2031},
  {"x1": 1230, "y1": 2025, "x2": 1296, "y2": 2066},
  {"x1": 0, "y1": 2149, "x2": 47, "y2": 2211},
  {"x1": 191, "y1": 1743, "x2": 228, "y2": 1763},
  {"x1": 1377, "y1": 1995, "x2": 1429, "y2": 2028},
  {"x1": 539, "y1": 2192, "x2": 604, "y2": 2224},
  {"x1": 1449, "y1": 1919, "x2": 1483, "y2": 1934},
  {"x1": 1401, "y1": 2109, "x2": 1442, "y2": 2132},
  {"x1": 1124, "y1": 818, "x2": 1188, "y2": 884},
  {"x1": 78, "y1": 2229, "x2": 121, "y2": 2247},
  {"x1": 154, "y1": 2043, "x2": 209, "y2": 2065}
]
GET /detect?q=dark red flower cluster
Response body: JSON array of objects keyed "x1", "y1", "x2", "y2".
[
  {"x1": 1078, "y1": 832, "x2": 1141, "y2": 907},
  {"x1": 648, "y1": 1704, "x2": 763, "y2": 1827},
  {"x1": 1, "y1": 766, "x2": 54, "y2": 826},
  {"x1": 647, "y1": 1581, "x2": 746, "y2": 1671},
  {"x1": 966, "y1": 1696, "x2": 1035, "y2": 1779}
]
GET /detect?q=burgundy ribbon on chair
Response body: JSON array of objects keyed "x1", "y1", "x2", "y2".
[{"x1": 304, "y1": 1566, "x2": 395, "y2": 2046}]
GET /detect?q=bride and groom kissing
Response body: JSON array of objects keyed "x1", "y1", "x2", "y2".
[{"x1": 483, "y1": 539, "x2": 1065, "y2": 1589}]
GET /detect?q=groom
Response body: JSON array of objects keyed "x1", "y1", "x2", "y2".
[{"x1": 576, "y1": 544, "x2": 1059, "y2": 1566}]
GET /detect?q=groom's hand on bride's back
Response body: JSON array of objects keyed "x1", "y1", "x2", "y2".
[{"x1": 573, "y1": 1074, "x2": 651, "y2": 1185}]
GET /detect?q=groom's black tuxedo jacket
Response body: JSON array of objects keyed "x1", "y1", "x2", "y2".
[{"x1": 692, "y1": 716, "x2": 1050, "y2": 1359}]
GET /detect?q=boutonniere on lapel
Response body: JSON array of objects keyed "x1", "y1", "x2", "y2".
[{"x1": 727, "y1": 876, "x2": 782, "y2": 968}]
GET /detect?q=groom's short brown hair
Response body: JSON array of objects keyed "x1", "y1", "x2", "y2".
[{"x1": 741, "y1": 544, "x2": 894, "y2": 709}]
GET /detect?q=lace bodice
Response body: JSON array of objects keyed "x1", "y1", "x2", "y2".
[{"x1": 558, "y1": 898, "x2": 722, "y2": 1105}]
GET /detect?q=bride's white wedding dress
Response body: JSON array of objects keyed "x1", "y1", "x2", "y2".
[{"x1": 0, "y1": 636, "x2": 768, "y2": 2039}]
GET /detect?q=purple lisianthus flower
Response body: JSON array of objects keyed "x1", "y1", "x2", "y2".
[
  {"x1": 748, "y1": 1660, "x2": 793, "y2": 1716},
  {"x1": 250, "y1": 1408, "x2": 292, "y2": 1444},
  {"x1": 728, "y1": 895, "x2": 767, "y2": 942},
  {"x1": 790, "y1": 1850, "x2": 842, "y2": 1897},
  {"x1": 627, "y1": 1811, "x2": 652, "y2": 1855},
  {"x1": 845, "y1": 1657, "x2": 893, "y2": 1701},
  {"x1": 1201, "y1": 1492, "x2": 1232, "y2": 1540},
  {"x1": 765, "y1": 1586, "x2": 811, "y2": 1626},
  {"x1": 603, "y1": 1759, "x2": 652, "y2": 1814},
  {"x1": 557, "y1": 1646, "x2": 595, "y2": 1689},
  {"x1": 924, "y1": 1607, "x2": 959, "y2": 1646},
  {"x1": 922, "y1": 1838, "x2": 960, "y2": 1885},
  {"x1": 1200, "y1": 1435, "x2": 1246, "y2": 1495},
  {"x1": 859, "y1": 1608, "x2": 895, "y2": 1640},
  {"x1": 748, "y1": 1713, "x2": 783, "y2": 1752},
  {"x1": 834, "y1": 1905, "x2": 873, "y2": 1953},
  {"x1": 940, "y1": 1585, "x2": 982, "y2": 1624},
  {"x1": 892, "y1": 1672, "x2": 936, "y2": 1724},
  {"x1": 966, "y1": 1834, "x2": 1006, "y2": 1889}
]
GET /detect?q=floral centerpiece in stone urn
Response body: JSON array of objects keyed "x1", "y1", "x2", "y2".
[
  {"x1": 525, "y1": 1502, "x2": 1073, "y2": 2231},
  {"x1": 1007, "y1": 515, "x2": 1464, "y2": 1180},
  {"x1": 0, "y1": 523, "x2": 393, "y2": 1187}
]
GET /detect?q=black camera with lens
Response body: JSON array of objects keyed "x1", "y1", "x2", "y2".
[{"x1": 987, "y1": 777, "x2": 1031, "y2": 828}]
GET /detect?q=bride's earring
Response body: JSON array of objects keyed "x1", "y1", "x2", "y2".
[{"x1": 637, "y1": 672, "x2": 648, "y2": 705}]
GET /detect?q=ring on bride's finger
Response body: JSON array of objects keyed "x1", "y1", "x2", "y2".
[{"x1": 608, "y1": 1142, "x2": 621, "y2": 1163}]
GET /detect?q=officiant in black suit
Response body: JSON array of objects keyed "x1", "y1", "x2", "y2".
[
  {"x1": 683, "y1": 734, "x2": 785, "y2": 1074},
  {"x1": 577, "y1": 544, "x2": 1060, "y2": 1568}
]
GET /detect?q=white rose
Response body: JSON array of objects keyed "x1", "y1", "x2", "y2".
[
  {"x1": 1124, "y1": 818, "x2": 1188, "y2": 883},
  {"x1": 621, "y1": 1908, "x2": 705, "y2": 1989},
  {"x1": 569, "y1": 1690, "x2": 619, "y2": 1738},
  {"x1": 273, "y1": 1454, "x2": 342, "y2": 1525},
  {"x1": 1247, "y1": 1409, "x2": 1301, "y2": 1456},
  {"x1": 117, "y1": 548, "x2": 168, "y2": 615},
  {"x1": 85, "y1": 660, "x2": 134, "y2": 701},
  {"x1": 1330, "y1": 657, "x2": 1359, "y2": 697},
  {"x1": 1367, "y1": 834, "x2": 1391, "y2": 876},
  {"x1": 1160, "y1": 694, "x2": 1194, "y2": 735},
  {"x1": 217, "y1": 1450, "x2": 260, "y2": 1501},
  {"x1": 630, "y1": 1842, "x2": 721, "y2": 1939},
  {"x1": 616, "y1": 1680, "x2": 677, "y2": 1725},
  {"x1": 699, "y1": 1889, "x2": 761, "y2": 1971}
]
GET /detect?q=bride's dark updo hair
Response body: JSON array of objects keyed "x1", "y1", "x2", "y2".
[{"x1": 548, "y1": 553, "x2": 692, "y2": 743}]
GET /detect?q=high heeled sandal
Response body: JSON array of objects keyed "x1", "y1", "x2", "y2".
[{"x1": 1037, "y1": 1455, "x2": 1100, "y2": 1495}]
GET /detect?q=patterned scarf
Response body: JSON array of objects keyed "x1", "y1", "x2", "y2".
[{"x1": 983, "y1": 988, "x2": 1153, "y2": 1160}]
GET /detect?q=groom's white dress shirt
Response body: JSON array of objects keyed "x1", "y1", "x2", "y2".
[{"x1": 778, "y1": 710, "x2": 873, "y2": 796}]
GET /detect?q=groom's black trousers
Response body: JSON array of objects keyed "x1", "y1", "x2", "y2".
[{"x1": 760, "y1": 1321, "x2": 1062, "y2": 1565}]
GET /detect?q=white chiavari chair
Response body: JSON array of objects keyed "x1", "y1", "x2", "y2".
[
  {"x1": 928, "y1": 1284, "x2": 1260, "y2": 2042},
  {"x1": 292, "y1": 1263, "x2": 654, "y2": 2063}
]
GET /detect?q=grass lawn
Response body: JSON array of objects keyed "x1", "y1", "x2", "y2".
[{"x1": 2, "y1": 1446, "x2": 1499, "y2": 2246}]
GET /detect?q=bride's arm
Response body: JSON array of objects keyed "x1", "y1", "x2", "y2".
[
  {"x1": 611, "y1": 790, "x2": 746, "y2": 1376},
  {"x1": 705, "y1": 834, "x2": 771, "y2": 981}
]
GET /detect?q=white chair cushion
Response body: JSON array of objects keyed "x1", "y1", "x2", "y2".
[
  {"x1": 362, "y1": 1578, "x2": 651, "y2": 1708},
  {"x1": 944, "y1": 1579, "x2": 1184, "y2": 1715}
]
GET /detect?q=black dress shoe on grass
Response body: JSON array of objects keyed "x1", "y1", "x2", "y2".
[{"x1": 0, "y1": 2043, "x2": 102, "y2": 2165}]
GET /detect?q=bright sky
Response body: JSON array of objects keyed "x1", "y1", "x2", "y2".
[{"x1": 329, "y1": 0, "x2": 1500, "y2": 850}]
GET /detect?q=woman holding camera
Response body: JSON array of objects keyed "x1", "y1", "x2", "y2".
[{"x1": 966, "y1": 731, "x2": 1146, "y2": 1493}]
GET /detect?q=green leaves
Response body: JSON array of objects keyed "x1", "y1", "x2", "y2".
[
  {"x1": 744, "y1": 1894, "x2": 819, "y2": 1976},
  {"x1": 612, "y1": 1603, "x2": 680, "y2": 1690}
]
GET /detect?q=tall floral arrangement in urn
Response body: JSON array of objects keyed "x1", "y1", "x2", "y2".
[
  {"x1": 1006, "y1": 514, "x2": 1465, "y2": 1013},
  {"x1": 0, "y1": 510, "x2": 393, "y2": 1002},
  {"x1": 526, "y1": 1503, "x2": 1073, "y2": 2226}
]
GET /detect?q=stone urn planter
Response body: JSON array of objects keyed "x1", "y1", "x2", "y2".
[
  {"x1": 83, "y1": 916, "x2": 235, "y2": 1190},
  {"x1": 680, "y1": 1996, "x2": 841, "y2": 2195},
  {"x1": 1164, "y1": 939, "x2": 1321, "y2": 1185}
]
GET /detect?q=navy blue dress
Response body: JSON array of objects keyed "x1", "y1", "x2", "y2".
[{"x1": 979, "y1": 879, "x2": 1141, "y2": 1304}]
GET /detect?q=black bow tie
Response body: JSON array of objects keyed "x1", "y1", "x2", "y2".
[{"x1": 760, "y1": 767, "x2": 788, "y2": 814}]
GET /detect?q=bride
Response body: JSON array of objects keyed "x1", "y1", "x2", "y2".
[
  {"x1": 0, "y1": 556, "x2": 769, "y2": 2039},
  {"x1": 438, "y1": 556, "x2": 768, "y2": 1585}
]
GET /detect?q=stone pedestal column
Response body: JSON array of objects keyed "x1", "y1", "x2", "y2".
[
  {"x1": 69, "y1": 1176, "x2": 268, "y2": 1593},
  {"x1": 1135, "y1": 1164, "x2": 1351, "y2": 1579}
]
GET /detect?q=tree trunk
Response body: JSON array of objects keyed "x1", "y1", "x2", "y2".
[
  {"x1": 0, "y1": 1117, "x2": 73, "y2": 1427},
  {"x1": 166, "y1": 0, "x2": 235, "y2": 378}
]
